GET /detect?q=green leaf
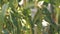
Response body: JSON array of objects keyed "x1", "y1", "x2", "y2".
[
  {"x1": 0, "y1": 3, "x2": 8, "y2": 34},
  {"x1": 1, "y1": 3, "x2": 8, "y2": 23}
]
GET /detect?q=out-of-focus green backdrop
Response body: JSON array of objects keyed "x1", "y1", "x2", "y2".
[{"x1": 0, "y1": 0, "x2": 60, "y2": 34}]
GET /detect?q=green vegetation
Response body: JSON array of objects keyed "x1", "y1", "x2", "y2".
[{"x1": 0, "y1": 0, "x2": 60, "y2": 34}]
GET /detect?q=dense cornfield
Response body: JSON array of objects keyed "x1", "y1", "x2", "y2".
[{"x1": 0, "y1": 0, "x2": 60, "y2": 34}]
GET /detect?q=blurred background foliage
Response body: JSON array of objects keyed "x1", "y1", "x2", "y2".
[{"x1": 0, "y1": 0, "x2": 60, "y2": 34}]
